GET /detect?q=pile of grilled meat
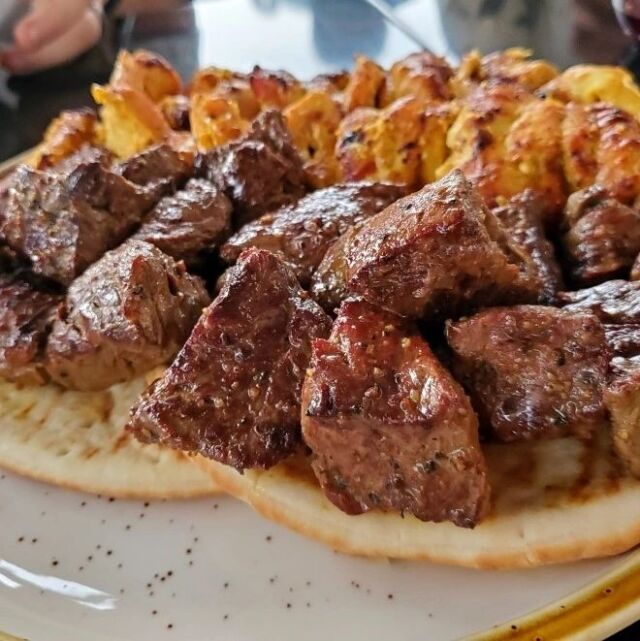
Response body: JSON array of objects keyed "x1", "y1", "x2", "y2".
[{"x1": 2, "y1": 110, "x2": 640, "y2": 528}]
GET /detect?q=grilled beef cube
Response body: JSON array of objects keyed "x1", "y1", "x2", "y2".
[
  {"x1": 128, "y1": 249, "x2": 332, "y2": 470},
  {"x1": 446, "y1": 306, "x2": 608, "y2": 442},
  {"x1": 0, "y1": 274, "x2": 62, "y2": 384},
  {"x1": 220, "y1": 183, "x2": 405, "y2": 286},
  {"x1": 492, "y1": 190, "x2": 563, "y2": 304},
  {"x1": 301, "y1": 298, "x2": 489, "y2": 527},
  {"x1": 197, "y1": 110, "x2": 306, "y2": 226},
  {"x1": 45, "y1": 240, "x2": 209, "y2": 391},
  {"x1": 133, "y1": 179, "x2": 232, "y2": 267},
  {"x1": 1, "y1": 163, "x2": 154, "y2": 286},
  {"x1": 604, "y1": 324, "x2": 640, "y2": 358},
  {"x1": 558, "y1": 280, "x2": 640, "y2": 324},
  {"x1": 605, "y1": 356, "x2": 640, "y2": 478},
  {"x1": 50, "y1": 145, "x2": 113, "y2": 176},
  {"x1": 310, "y1": 171, "x2": 537, "y2": 319},
  {"x1": 116, "y1": 143, "x2": 192, "y2": 201},
  {"x1": 562, "y1": 186, "x2": 640, "y2": 285}
]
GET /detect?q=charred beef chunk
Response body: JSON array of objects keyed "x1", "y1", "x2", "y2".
[
  {"x1": 50, "y1": 145, "x2": 113, "y2": 176},
  {"x1": 558, "y1": 280, "x2": 640, "y2": 324},
  {"x1": 45, "y1": 240, "x2": 209, "y2": 391},
  {"x1": 492, "y1": 190, "x2": 563, "y2": 304},
  {"x1": 0, "y1": 274, "x2": 62, "y2": 384},
  {"x1": 128, "y1": 249, "x2": 332, "y2": 470},
  {"x1": 301, "y1": 298, "x2": 489, "y2": 527},
  {"x1": 133, "y1": 179, "x2": 232, "y2": 267},
  {"x1": 605, "y1": 356, "x2": 640, "y2": 478},
  {"x1": 1, "y1": 163, "x2": 154, "y2": 286},
  {"x1": 310, "y1": 171, "x2": 537, "y2": 319},
  {"x1": 446, "y1": 306, "x2": 608, "y2": 442},
  {"x1": 562, "y1": 186, "x2": 640, "y2": 285},
  {"x1": 116, "y1": 143, "x2": 192, "y2": 201},
  {"x1": 604, "y1": 324, "x2": 640, "y2": 358},
  {"x1": 196, "y1": 110, "x2": 307, "y2": 226},
  {"x1": 220, "y1": 183, "x2": 405, "y2": 286}
]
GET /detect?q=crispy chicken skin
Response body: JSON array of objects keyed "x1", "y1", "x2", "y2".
[
  {"x1": 301, "y1": 298, "x2": 489, "y2": 527},
  {"x1": 558, "y1": 280, "x2": 640, "y2": 324},
  {"x1": 128, "y1": 249, "x2": 332, "y2": 470},
  {"x1": 220, "y1": 182, "x2": 405, "y2": 286},
  {"x1": 314, "y1": 171, "x2": 537, "y2": 320},
  {"x1": 447, "y1": 306, "x2": 609, "y2": 442},
  {"x1": 491, "y1": 190, "x2": 563, "y2": 304},
  {"x1": 46, "y1": 240, "x2": 209, "y2": 391},
  {"x1": 562, "y1": 186, "x2": 640, "y2": 285}
]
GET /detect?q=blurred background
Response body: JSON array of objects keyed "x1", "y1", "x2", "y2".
[{"x1": 0, "y1": 0, "x2": 635, "y2": 162}]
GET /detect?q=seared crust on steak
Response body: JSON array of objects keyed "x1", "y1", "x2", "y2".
[
  {"x1": 128, "y1": 249, "x2": 332, "y2": 470},
  {"x1": 558, "y1": 280, "x2": 640, "y2": 324},
  {"x1": 447, "y1": 306, "x2": 608, "y2": 442},
  {"x1": 220, "y1": 182, "x2": 405, "y2": 285},
  {"x1": 45, "y1": 240, "x2": 209, "y2": 391},
  {"x1": 301, "y1": 298, "x2": 490, "y2": 527},
  {"x1": 197, "y1": 110, "x2": 307, "y2": 226},
  {"x1": 133, "y1": 178, "x2": 232, "y2": 266},
  {"x1": 310, "y1": 171, "x2": 537, "y2": 319}
]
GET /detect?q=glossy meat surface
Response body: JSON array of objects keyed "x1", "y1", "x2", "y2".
[
  {"x1": 563, "y1": 186, "x2": 640, "y2": 285},
  {"x1": 0, "y1": 274, "x2": 62, "y2": 384},
  {"x1": 605, "y1": 324, "x2": 640, "y2": 358},
  {"x1": 133, "y1": 178, "x2": 232, "y2": 266},
  {"x1": 315, "y1": 171, "x2": 537, "y2": 319},
  {"x1": 197, "y1": 110, "x2": 307, "y2": 226},
  {"x1": 447, "y1": 306, "x2": 608, "y2": 442},
  {"x1": 301, "y1": 298, "x2": 489, "y2": 527},
  {"x1": 128, "y1": 249, "x2": 332, "y2": 470},
  {"x1": 220, "y1": 182, "x2": 404, "y2": 285},
  {"x1": 492, "y1": 190, "x2": 563, "y2": 303},
  {"x1": 1, "y1": 163, "x2": 153, "y2": 286},
  {"x1": 558, "y1": 280, "x2": 640, "y2": 324},
  {"x1": 46, "y1": 240, "x2": 209, "y2": 391}
]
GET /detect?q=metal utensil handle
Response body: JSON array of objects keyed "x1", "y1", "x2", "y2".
[{"x1": 361, "y1": 0, "x2": 433, "y2": 52}]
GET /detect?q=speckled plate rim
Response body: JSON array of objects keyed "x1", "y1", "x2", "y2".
[{"x1": 1, "y1": 148, "x2": 640, "y2": 641}]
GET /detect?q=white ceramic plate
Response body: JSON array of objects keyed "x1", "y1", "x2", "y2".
[{"x1": 0, "y1": 469, "x2": 635, "y2": 641}]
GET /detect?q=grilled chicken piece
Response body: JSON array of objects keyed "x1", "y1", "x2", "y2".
[
  {"x1": 220, "y1": 182, "x2": 405, "y2": 286},
  {"x1": 197, "y1": 110, "x2": 307, "y2": 226},
  {"x1": 311, "y1": 171, "x2": 537, "y2": 320},
  {"x1": 447, "y1": 306, "x2": 608, "y2": 442},
  {"x1": 133, "y1": 178, "x2": 232, "y2": 267},
  {"x1": 606, "y1": 356, "x2": 640, "y2": 478},
  {"x1": 492, "y1": 190, "x2": 563, "y2": 304},
  {"x1": 562, "y1": 102, "x2": 640, "y2": 204},
  {"x1": 301, "y1": 298, "x2": 489, "y2": 528},
  {"x1": 1, "y1": 163, "x2": 154, "y2": 286},
  {"x1": 437, "y1": 81, "x2": 566, "y2": 219},
  {"x1": 46, "y1": 240, "x2": 209, "y2": 391},
  {"x1": 558, "y1": 280, "x2": 640, "y2": 324},
  {"x1": 562, "y1": 186, "x2": 640, "y2": 285},
  {"x1": 128, "y1": 249, "x2": 332, "y2": 470},
  {"x1": 0, "y1": 274, "x2": 62, "y2": 385},
  {"x1": 116, "y1": 143, "x2": 192, "y2": 201}
]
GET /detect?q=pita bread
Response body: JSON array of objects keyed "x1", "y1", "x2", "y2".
[
  {"x1": 199, "y1": 429, "x2": 640, "y2": 568},
  {"x1": 0, "y1": 376, "x2": 217, "y2": 499}
]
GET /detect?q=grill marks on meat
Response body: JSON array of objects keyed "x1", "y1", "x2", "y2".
[
  {"x1": 492, "y1": 190, "x2": 563, "y2": 304},
  {"x1": 1, "y1": 163, "x2": 154, "y2": 286},
  {"x1": 558, "y1": 280, "x2": 640, "y2": 324},
  {"x1": 447, "y1": 306, "x2": 608, "y2": 442},
  {"x1": 311, "y1": 171, "x2": 537, "y2": 320},
  {"x1": 562, "y1": 186, "x2": 640, "y2": 285},
  {"x1": 45, "y1": 240, "x2": 209, "y2": 391},
  {"x1": 301, "y1": 298, "x2": 489, "y2": 527},
  {"x1": 197, "y1": 110, "x2": 307, "y2": 227},
  {"x1": 0, "y1": 274, "x2": 62, "y2": 384},
  {"x1": 220, "y1": 182, "x2": 405, "y2": 286},
  {"x1": 133, "y1": 179, "x2": 232, "y2": 267},
  {"x1": 128, "y1": 249, "x2": 332, "y2": 470}
]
